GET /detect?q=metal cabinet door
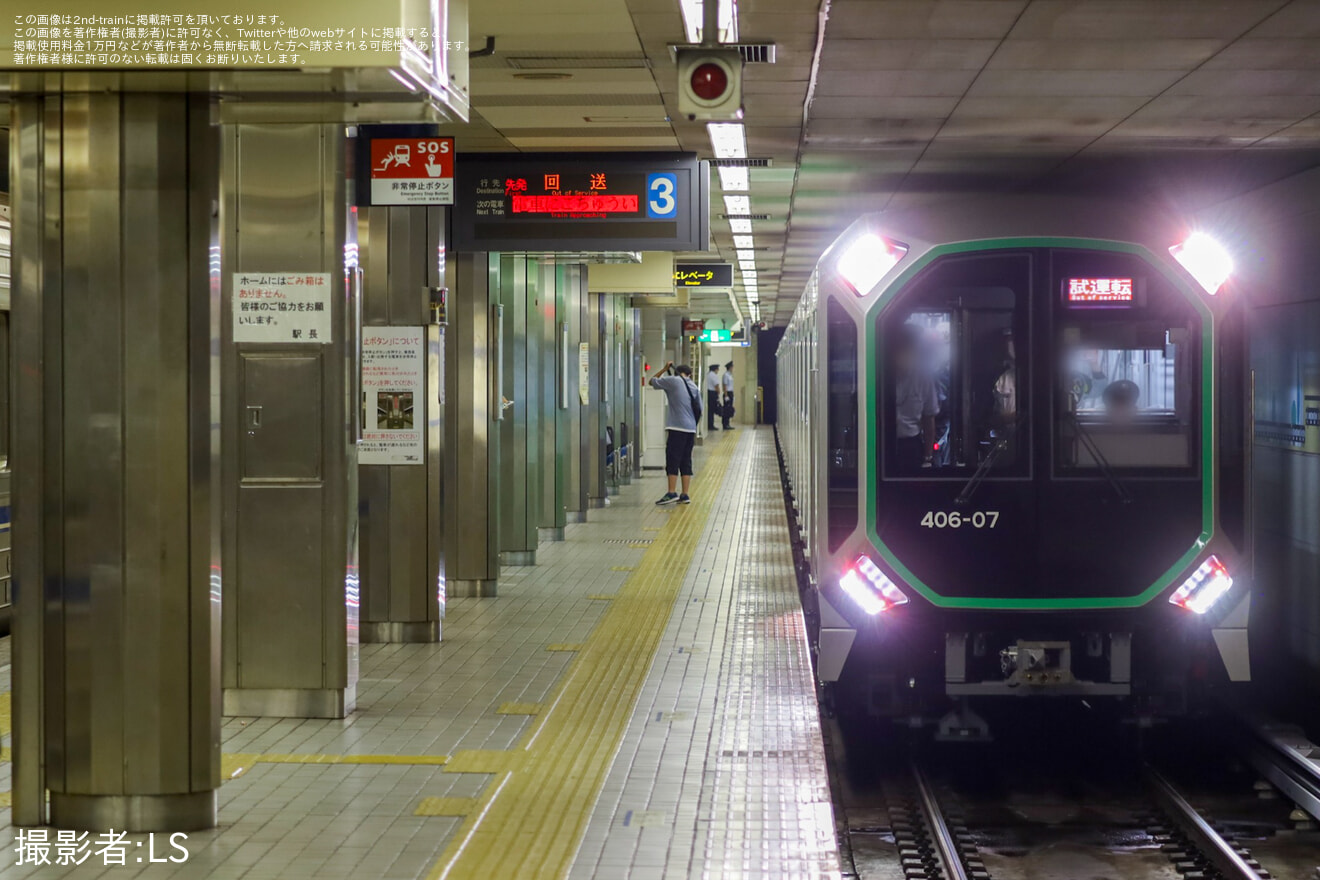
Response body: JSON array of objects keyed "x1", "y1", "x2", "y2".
[{"x1": 240, "y1": 352, "x2": 324, "y2": 482}]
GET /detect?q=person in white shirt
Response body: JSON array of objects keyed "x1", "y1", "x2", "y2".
[
  {"x1": 704, "y1": 364, "x2": 722, "y2": 431},
  {"x1": 721, "y1": 362, "x2": 735, "y2": 430}
]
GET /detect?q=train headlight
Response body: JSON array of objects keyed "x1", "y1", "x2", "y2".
[
  {"x1": 839, "y1": 555, "x2": 908, "y2": 615},
  {"x1": 836, "y1": 233, "x2": 907, "y2": 295},
  {"x1": 1169, "y1": 555, "x2": 1233, "y2": 614},
  {"x1": 1170, "y1": 232, "x2": 1232, "y2": 295}
]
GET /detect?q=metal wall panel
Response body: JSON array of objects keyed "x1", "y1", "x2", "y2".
[
  {"x1": 221, "y1": 123, "x2": 357, "y2": 718},
  {"x1": 1251, "y1": 300, "x2": 1320, "y2": 676},
  {"x1": 10, "y1": 92, "x2": 220, "y2": 830}
]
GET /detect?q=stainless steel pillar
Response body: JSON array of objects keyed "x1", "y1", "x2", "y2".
[
  {"x1": 624, "y1": 306, "x2": 641, "y2": 484},
  {"x1": 537, "y1": 259, "x2": 565, "y2": 542},
  {"x1": 497, "y1": 255, "x2": 538, "y2": 566},
  {"x1": 11, "y1": 93, "x2": 220, "y2": 830},
  {"x1": 584, "y1": 291, "x2": 607, "y2": 509},
  {"x1": 445, "y1": 253, "x2": 500, "y2": 596},
  {"x1": 603, "y1": 297, "x2": 621, "y2": 496},
  {"x1": 563, "y1": 264, "x2": 589, "y2": 523},
  {"x1": 220, "y1": 124, "x2": 359, "y2": 719},
  {"x1": 357, "y1": 205, "x2": 445, "y2": 643}
]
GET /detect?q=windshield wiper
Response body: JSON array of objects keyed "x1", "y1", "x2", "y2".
[
  {"x1": 954, "y1": 419, "x2": 1017, "y2": 507},
  {"x1": 1066, "y1": 413, "x2": 1133, "y2": 504}
]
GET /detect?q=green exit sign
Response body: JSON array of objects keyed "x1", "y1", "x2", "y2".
[{"x1": 698, "y1": 329, "x2": 731, "y2": 342}]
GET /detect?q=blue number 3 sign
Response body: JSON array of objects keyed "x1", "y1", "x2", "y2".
[{"x1": 646, "y1": 173, "x2": 678, "y2": 219}]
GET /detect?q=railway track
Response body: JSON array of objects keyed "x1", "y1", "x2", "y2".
[{"x1": 853, "y1": 756, "x2": 1280, "y2": 880}]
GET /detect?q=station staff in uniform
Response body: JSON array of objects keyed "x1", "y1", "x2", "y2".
[
  {"x1": 705, "y1": 364, "x2": 722, "y2": 431},
  {"x1": 721, "y1": 361, "x2": 736, "y2": 430},
  {"x1": 650, "y1": 362, "x2": 701, "y2": 505}
]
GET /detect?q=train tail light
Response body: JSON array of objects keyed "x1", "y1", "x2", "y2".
[
  {"x1": 837, "y1": 233, "x2": 907, "y2": 295},
  {"x1": 839, "y1": 555, "x2": 908, "y2": 615},
  {"x1": 1170, "y1": 232, "x2": 1232, "y2": 295},
  {"x1": 1169, "y1": 555, "x2": 1233, "y2": 614}
]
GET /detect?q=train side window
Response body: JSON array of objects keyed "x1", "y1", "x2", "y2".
[
  {"x1": 880, "y1": 253, "x2": 1031, "y2": 478},
  {"x1": 826, "y1": 297, "x2": 858, "y2": 550}
]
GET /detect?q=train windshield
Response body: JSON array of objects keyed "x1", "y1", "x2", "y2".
[
  {"x1": 878, "y1": 246, "x2": 1200, "y2": 480},
  {"x1": 880, "y1": 252, "x2": 1031, "y2": 478},
  {"x1": 1053, "y1": 251, "x2": 1199, "y2": 474}
]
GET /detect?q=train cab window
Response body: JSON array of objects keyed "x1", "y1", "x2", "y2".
[
  {"x1": 880, "y1": 253, "x2": 1031, "y2": 478},
  {"x1": 1053, "y1": 253, "x2": 1198, "y2": 474},
  {"x1": 826, "y1": 297, "x2": 859, "y2": 550}
]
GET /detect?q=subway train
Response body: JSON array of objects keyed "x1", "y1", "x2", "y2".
[{"x1": 777, "y1": 197, "x2": 1251, "y2": 737}]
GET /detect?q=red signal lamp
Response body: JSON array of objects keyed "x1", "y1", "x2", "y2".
[{"x1": 690, "y1": 62, "x2": 729, "y2": 101}]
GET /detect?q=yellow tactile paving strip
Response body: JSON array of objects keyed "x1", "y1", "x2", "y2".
[
  {"x1": 426, "y1": 433, "x2": 739, "y2": 880},
  {"x1": 221, "y1": 751, "x2": 451, "y2": 780},
  {"x1": 416, "y1": 796, "x2": 480, "y2": 817}
]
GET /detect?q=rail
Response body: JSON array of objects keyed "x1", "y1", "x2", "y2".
[
  {"x1": 911, "y1": 765, "x2": 970, "y2": 880},
  {"x1": 1144, "y1": 765, "x2": 1266, "y2": 880}
]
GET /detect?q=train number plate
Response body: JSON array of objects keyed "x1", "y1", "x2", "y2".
[{"x1": 920, "y1": 510, "x2": 999, "y2": 529}]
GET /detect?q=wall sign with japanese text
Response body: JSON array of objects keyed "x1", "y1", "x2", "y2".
[
  {"x1": 368, "y1": 137, "x2": 454, "y2": 205},
  {"x1": 360, "y1": 327, "x2": 425, "y2": 465},
  {"x1": 578, "y1": 343, "x2": 591, "y2": 405},
  {"x1": 354, "y1": 124, "x2": 454, "y2": 207},
  {"x1": 232, "y1": 273, "x2": 332, "y2": 343},
  {"x1": 453, "y1": 153, "x2": 709, "y2": 252}
]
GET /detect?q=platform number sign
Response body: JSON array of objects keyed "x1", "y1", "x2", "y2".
[
  {"x1": 453, "y1": 154, "x2": 708, "y2": 251},
  {"x1": 646, "y1": 173, "x2": 679, "y2": 219}
]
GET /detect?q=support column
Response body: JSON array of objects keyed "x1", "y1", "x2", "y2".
[
  {"x1": 11, "y1": 92, "x2": 220, "y2": 830},
  {"x1": 445, "y1": 253, "x2": 500, "y2": 596},
  {"x1": 497, "y1": 255, "x2": 539, "y2": 566},
  {"x1": 219, "y1": 123, "x2": 358, "y2": 719},
  {"x1": 357, "y1": 205, "x2": 445, "y2": 643},
  {"x1": 563, "y1": 263, "x2": 589, "y2": 523},
  {"x1": 537, "y1": 259, "x2": 565, "y2": 542},
  {"x1": 584, "y1": 291, "x2": 607, "y2": 509}
]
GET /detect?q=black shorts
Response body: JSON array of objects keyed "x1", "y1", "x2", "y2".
[{"x1": 665, "y1": 430, "x2": 696, "y2": 476}]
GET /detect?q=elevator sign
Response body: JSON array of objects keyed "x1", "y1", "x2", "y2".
[{"x1": 368, "y1": 137, "x2": 455, "y2": 205}]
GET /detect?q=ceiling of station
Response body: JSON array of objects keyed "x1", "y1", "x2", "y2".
[{"x1": 452, "y1": 0, "x2": 1320, "y2": 326}]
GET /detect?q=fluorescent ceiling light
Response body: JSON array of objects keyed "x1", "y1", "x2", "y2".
[
  {"x1": 735, "y1": 249, "x2": 755, "y2": 261},
  {"x1": 707, "y1": 122, "x2": 746, "y2": 159},
  {"x1": 716, "y1": 166, "x2": 749, "y2": 192},
  {"x1": 738, "y1": 260, "x2": 756, "y2": 272},
  {"x1": 723, "y1": 195, "x2": 750, "y2": 215},
  {"x1": 741, "y1": 271, "x2": 758, "y2": 282},
  {"x1": 732, "y1": 234, "x2": 754, "y2": 250},
  {"x1": 729, "y1": 218, "x2": 753, "y2": 234},
  {"x1": 680, "y1": 0, "x2": 739, "y2": 44}
]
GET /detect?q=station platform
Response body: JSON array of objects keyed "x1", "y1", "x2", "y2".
[{"x1": 0, "y1": 427, "x2": 840, "y2": 880}]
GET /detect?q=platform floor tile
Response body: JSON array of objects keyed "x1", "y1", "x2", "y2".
[{"x1": 566, "y1": 429, "x2": 841, "y2": 880}]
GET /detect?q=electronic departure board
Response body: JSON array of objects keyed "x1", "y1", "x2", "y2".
[{"x1": 453, "y1": 153, "x2": 710, "y2": 252}]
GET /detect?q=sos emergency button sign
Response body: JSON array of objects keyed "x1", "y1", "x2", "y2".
[{"x1": 368, "y1": 137, "x2": 455, "y2": 205}]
